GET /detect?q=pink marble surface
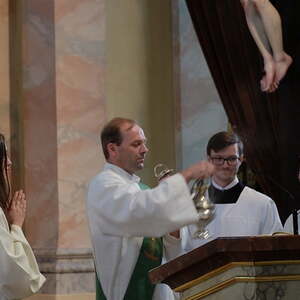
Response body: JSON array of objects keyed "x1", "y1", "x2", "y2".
[
  {"x1": 55, "y1": 0, "x2": 106, "y2": 248},
  {"x1": 21, "y1": 1, "x2": 58, "y2": 248},
  {"x1": 18, "y1": 0, "x2": 106, "y2": 249}
]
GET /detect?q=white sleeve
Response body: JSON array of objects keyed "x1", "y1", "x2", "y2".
[
  {"x1": 283, "y1": 213, "x2": 294, "y2": 233},
  {"x1": 163, "y1": 233, "x2": 183, "y2": 262},
  {"x1": 0, "y1": 213, "x2": 45, "y2": 299},
  {"x1": 261, "y1": 198, "x2": 283, "y2": 234},
  {"x1": 180, "y1": 226, "x2": 193, "y2": 254},
  {"x1": 87, "y1": 173, "x2": 198, "y2": 237}
]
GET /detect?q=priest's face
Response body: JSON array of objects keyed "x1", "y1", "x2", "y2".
[
  {"x1": 208, "y1": 143, "x2": 242, "y2": 187},
  {"x1": 113, "y1": 123, "x2": 149, "y2": 174}
]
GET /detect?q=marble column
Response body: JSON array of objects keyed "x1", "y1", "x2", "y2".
[{"x1": 9, "y1": 0, "x2": 106, "y2": 298}]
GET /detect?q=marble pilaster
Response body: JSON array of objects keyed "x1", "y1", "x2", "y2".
[
  {"x1": 8, "y1": 0, "x2": 106, "y2": 297},
  {"x1": 54, "y1": 0, "x2": 105, "y2": 250}
]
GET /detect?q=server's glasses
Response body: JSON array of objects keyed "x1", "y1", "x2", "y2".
[{"x1": 210, "y1": 156, "x2": 240, "y2": 166}]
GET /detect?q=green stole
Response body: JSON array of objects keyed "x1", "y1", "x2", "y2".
[{"x1": 95, "y1": 182, "x2": 163, "y2": 300}]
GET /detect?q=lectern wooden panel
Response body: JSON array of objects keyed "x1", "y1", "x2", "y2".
[{"x1": 149, "y1": 236, "x2": 300, "y2": 300}]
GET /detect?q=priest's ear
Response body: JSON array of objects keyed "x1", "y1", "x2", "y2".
[
  {"x1": 107, "y1": 142, "x2": 119, "y2": 159},
  {"x1": 239, "y1": 154, "x2": 244, "y2": 163}
]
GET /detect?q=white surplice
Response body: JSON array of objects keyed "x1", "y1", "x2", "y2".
[
  {"x1": 86, "y1": 163, "x2": 198, "y2": 300},
  {"x1": 182, "y1": 182, "x2": 283, "y2": 252},
  {"x1": 283, "y1": 210, "x2": 300, "y2": 233},
  {"x1": 0, "y1": 208, "x2": 45, "y2": 300}
]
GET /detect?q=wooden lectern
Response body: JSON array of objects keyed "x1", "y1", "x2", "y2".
[{"x1": 149, "y1": 236, "x2": 300, "y2": 300}]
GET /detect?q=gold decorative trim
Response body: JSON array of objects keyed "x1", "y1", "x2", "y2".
[
  {"x1": 185, "y1": 275, "x2": 300, "y2": 300},
  {"x1": 175, "y1": 260, "x2": 300, "y2": 292}
]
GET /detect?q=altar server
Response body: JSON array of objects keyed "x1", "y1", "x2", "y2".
[
  {"x1": 86, "y1": 117, "x2": 214, "y2": 300},
  {"x1": 0, "y1": 133, "x2": 45, "y2": 299},
  {"x1": 182, "y1": 131, "x2": 283, "y2": 251}
]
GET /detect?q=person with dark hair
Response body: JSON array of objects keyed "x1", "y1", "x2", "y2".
[
  {"x1": 181, "y1": 131, "x2": 283, "y2": 251},
  {"x1": 241, "y1": 0, "x2": 292, "y2": 92},
  {"x1": 0, "y1": 133, "x2": 45, "y2": 299},
  {"x1": 86, "y1": 117, "x2": 215, "y2": 300}
]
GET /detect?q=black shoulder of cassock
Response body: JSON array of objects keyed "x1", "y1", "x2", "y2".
[{"x1": 208, "y1": 182, "x2": 245, "y2": 204}]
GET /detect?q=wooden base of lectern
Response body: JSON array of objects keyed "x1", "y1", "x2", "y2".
[{"x1": 149, "y1": 236, "x2": 300, "y2": 300}]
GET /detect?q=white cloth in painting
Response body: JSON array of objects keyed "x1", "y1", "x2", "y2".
[
  {"x1": 283, "y1": 210, "x2": 300, "y2": 233},
  {"x1": 182, "y1": 180, "x2": 283, "y2": 252},
  {"x1": 0, "y1": 208, "x2": 45, "y2": 300},
  {"x1": 86, "y1": 163, "x2": 198, "y2": 300}
]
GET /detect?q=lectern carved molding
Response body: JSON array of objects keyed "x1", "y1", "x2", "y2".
[{"x1": 149, "y1": 236, "x2": 300, "y2": 300}]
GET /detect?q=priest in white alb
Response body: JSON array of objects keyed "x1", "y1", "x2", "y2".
[{"x1": 86, "y1": 117, "x2": 215, "y2": 300}]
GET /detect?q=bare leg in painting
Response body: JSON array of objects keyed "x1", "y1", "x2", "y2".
[{"x1": 241, "y1": 0, "x2": 292, "y2": 93}]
